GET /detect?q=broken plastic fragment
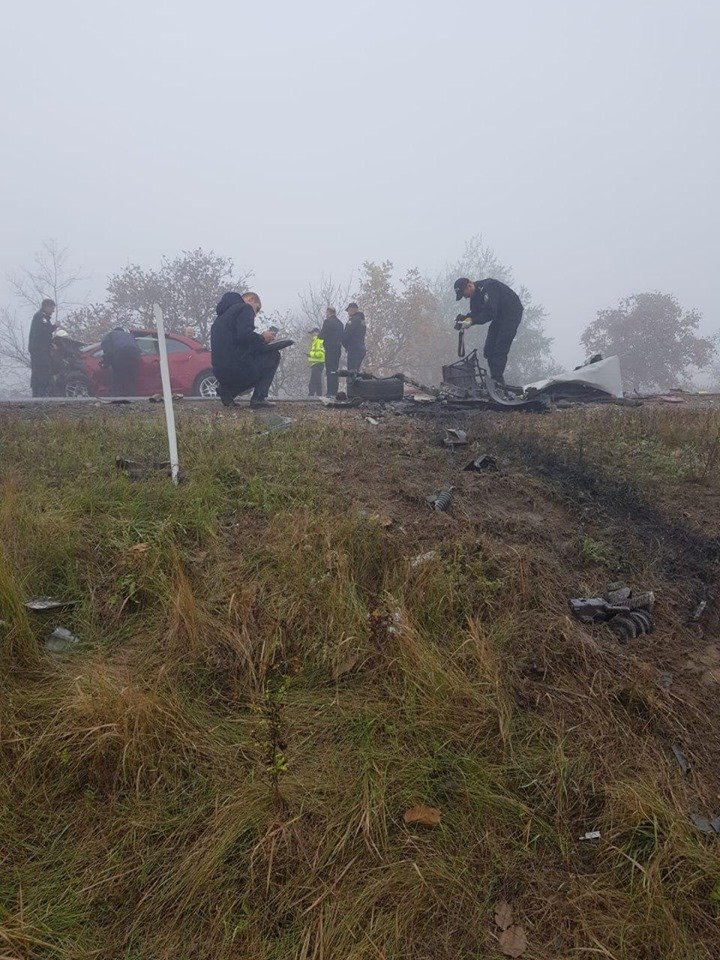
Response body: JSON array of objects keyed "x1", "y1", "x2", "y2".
[
  {"x1": 443, "y1": 428, "x2": 468, "y2": 448},
  {"x1": 411, "y1": 550, "x2": 437, "y2": 569},
  {"x1": 464, "y1": 454, "x2": 498, "y2": 472},
  {"x1": 45, "y1": 627, "x2": 80, "y2": 653},
  {"x1": 579, "y1": 830, "x2": 601, "y2": 841},
  {"x1": 690, "y1": 813, "x2": 720, "y2": 835},
  {"x1": 671, "y1": 744, "x2": 690, "y2": 775},
  {"x1": 25, "y1": 596, "x2": 77, "y2": 612}
]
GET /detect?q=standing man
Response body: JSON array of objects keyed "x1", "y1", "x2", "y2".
[
  {"x1": 319, "y1": 306, "x2": 343, "y2": 396},
  {"x1": 454, "y1": 277, "x2": 523, "y2": 384},
  {"x1": 28, "y1": 298, "x2": 56, "y2": 397},
  {"x1": 211, "y1": 291, "x2": 279, "y2": 409},
  {"x1": 307, "y1": 327, "x2": 325, "y2": 396},
  {"x1": 343, "y1": 302, "x2": 367, "y2": 372},
  {"x1": 100, "y1": 326, "x2": 142, "y2": 396}
]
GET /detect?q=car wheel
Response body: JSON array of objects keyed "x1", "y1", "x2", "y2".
[
  {"x1": 194, "y1": 370, "x2": 218, "y2": 398},
  {"x1": 65, "y1": 376, "x2": 90, "y2": 398}
]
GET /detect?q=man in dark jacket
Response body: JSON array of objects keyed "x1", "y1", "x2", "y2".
[
  {"x1": 100, "y1": 326, "x2": 142, "y2": 396},
  {"x1": 454, "y1": 277, "x2": 523, "y2": 384},
  {"x1": 211, "y1": 291, "x2": 279, "y2": 409},
  {"x1": 343, "y1": 302, "x2": 367, "y2": 372},
  {"x1": 28, "y1": 298, "x2": 56, "y2": 396},
  {"x1": 319, "y1": 306, "x2": 344, "y2": 396}
]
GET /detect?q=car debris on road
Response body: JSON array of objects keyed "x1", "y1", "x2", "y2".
[{"x1": 570, "y1": 582, "x2": 655, "y2": 642}]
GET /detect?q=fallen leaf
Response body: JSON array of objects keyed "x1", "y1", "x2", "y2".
[
  {"x1": 499, "y1": 924, "x2": 527, "y2": 957},
  {"x1": 333, "y1": 650, "x2": 361, "y2": 679},
  {"x1": 403, "y1": 804, "x2": 441, "y2": 827},
  {"x1": 494, "y1": 900, "x2": 513, "y2": 931},
  {"x1": 370, "y1": 514, "x2": 393, "y2": 528}
]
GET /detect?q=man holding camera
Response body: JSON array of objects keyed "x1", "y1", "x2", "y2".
[{"x1": 454, "y1": 277, "x2": 523, "y2": 385}]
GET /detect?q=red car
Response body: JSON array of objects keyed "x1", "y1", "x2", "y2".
[{"x1": 81, "y1": 330, "x2": 218, "y2": 398}]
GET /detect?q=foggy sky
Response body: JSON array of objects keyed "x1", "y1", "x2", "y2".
[{"x1": 1, "y1": 0, "x2": 718, "y2": 368}]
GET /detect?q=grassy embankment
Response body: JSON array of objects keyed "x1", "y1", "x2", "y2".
[{"x1": 1, "y1": 405, "x2": 719, "y2": 959}]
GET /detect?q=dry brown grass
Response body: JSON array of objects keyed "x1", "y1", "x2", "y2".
[{"x1": 0, "y1": 407, "x2": 718, "y2": 959}]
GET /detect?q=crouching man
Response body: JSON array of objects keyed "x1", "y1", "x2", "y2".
[
  {"x1": 454, "y1": 277, "x2": 523, "y2": 385},
  {"x1": 211, "y1": 291, "x2": 278, "y2": 409}
]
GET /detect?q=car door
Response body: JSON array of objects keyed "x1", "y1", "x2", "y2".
[
  {"x1": 165, "y1": 337, "x2": 195, "y2": 393},
  {"x1": 85, "y1": 345, "x2": 111, "y2": 396},
  {"x1": 134, "y1": 335, "x2": 162, "y2": 395}
]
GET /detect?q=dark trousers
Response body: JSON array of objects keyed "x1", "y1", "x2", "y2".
[
  {"x1": 483, "y1": 314, "x2": 521, "y2": 382},
  {"x1": 110, "y1": 353, "x2": 140, "y2": 396},
  {"x1": 308, "y1": 363, "x2": 324, "y2": 396},
  {"x1": 346, "y1": 346, "x2": 366, "y2": 372},
  {"x1": 215, "y1": 349, "x2": 280, "y2": 403},
  {"x1": 30, "y1": 355, "x2": 51, "y2": 397},
  {"x1": 324, "y1": 345, "x2": 341, "y2": 397}
]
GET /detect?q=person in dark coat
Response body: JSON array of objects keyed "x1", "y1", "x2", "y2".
[
  {"x1": 100, "y1": 326, "x2": 142, "y2": 396},
  {"x1": 454, "y1": 277, "x2": 523, "y2": 384},
  {"x1": 343, "y1": 302, "x2": 367, "y2": 372},
  {"x1": 319, "y1": 306, "x2": 344, "y2": 396},
  {"x1": 28, "y1": 298, "x2": 57, "y2": 397},
  {"x1": 210, "y1": 291, "x2": 279, "y2": 409}
]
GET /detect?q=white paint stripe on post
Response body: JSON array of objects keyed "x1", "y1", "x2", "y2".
[{"x1": 153, "y1": 303, "x2": 180, "y2": 485}]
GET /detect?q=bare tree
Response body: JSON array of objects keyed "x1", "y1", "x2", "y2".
[
  {"x1": 8, "y1": 239, "x2": 85, "y2": 327},
  {"x1": 63, "y1": 248, "x2": 252, "y2": 345},
  {"x1": 1, "y1": 241, "x2": 86, "y2": 393},
  {"x1": 0, "y1": 306, "x2": 32, "y2": 369},
  {"x1": 299, "y1": 274, "x2": 354, "y2": 328}
]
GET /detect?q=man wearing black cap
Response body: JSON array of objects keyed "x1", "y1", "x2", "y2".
[
  {"x1": 343, "y1": 302, "x2": 367, "y2": 372},
  {"x1": 453, "y1": 277, "x2": 523, "y2": 384}
]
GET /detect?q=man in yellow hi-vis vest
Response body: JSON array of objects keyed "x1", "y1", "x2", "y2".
[{"x1": 307, "y1": 327, "x2": 325, "y2": 397}]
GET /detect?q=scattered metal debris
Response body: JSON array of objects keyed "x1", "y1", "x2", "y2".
[
  {"x1": 671, "y1": 744, "x2": 690, "y2": 775},
  {"x1": 464, "y1": 454, "x2": 498, "y2": 472},
  {"x1": 570, "y1": 582, "x2": 655, "y2": 641},
  {"x1": 690, "y1": 813, "x2": 720, "y2": 835},
  {"x1": 411, "y1": 550, "x2": 438, "y2": 569},
  {"x1": 149, "y1": 393, "x2": 184, "y2": 403},
  {"x1": 255, "y1": 416, "x2": 294, "y2": 436},
  {"x1": 45, "y1": 627, "x2": 80, "y2": 653},
  {"x1": 606, "y1": 582, "x2": 632, "y2": 604},
  {"x1": 579, "y1": 830, "x2": 601, "y2": 841},
  {"x1": 25, "y1": 596, "x2": 77, "y2": 612},
  {"x1": 443, "y1": 428, "x2": 468, "y2": 448},
  {"x1": 342, "y1": 371, "x2": 405, "y2": 402},
  {"x1": 691, "y1": 598, "x2": 708, "y2": 622},
  {"x1": 608, "y1": 609, "x2": 654, "y2": 643},
  {"x1": 427, "y1": 487, "x2": 455, "y2": 512},
  {"x1": 116, "y1": 457, "x2": 173, "y2": 480},
  {"x1": 690, "y1": 583, "x2": 710, "y2": 623},
  {"x1": 320, "y1": 396, "x2": 361, "y2": 409}
]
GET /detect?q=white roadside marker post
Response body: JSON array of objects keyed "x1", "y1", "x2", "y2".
[{"x1": 153, "y1": 303, "x2": 180, "y2": 485}]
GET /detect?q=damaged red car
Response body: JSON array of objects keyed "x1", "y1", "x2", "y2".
[{"x1": 81, "y1": 330, "x2": 218, "y2": 398}]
